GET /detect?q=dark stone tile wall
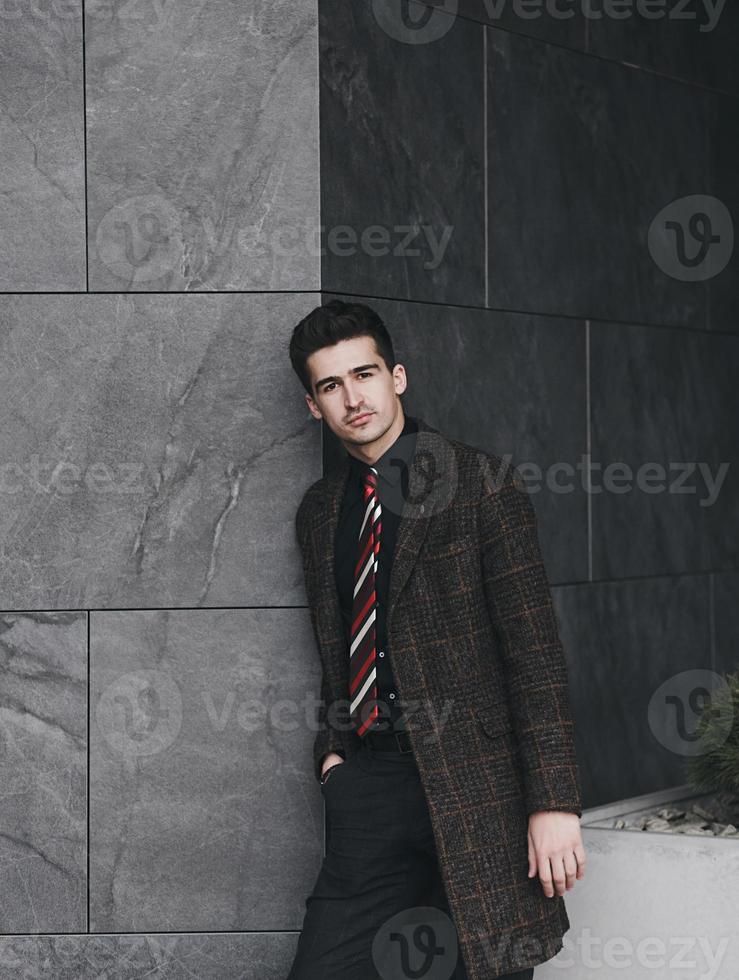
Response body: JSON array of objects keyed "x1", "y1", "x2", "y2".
[
  {"x1": 590, "y1": 320, "x2": 739, "y2": 579},
  {"x1": 320, "y1": 0, "x2": 738, "y2": 813},
  {"x1": 713, "y1": 571, "x2": 739, "y2": 677},
  {"x1": 708, "y1": 91, "x2": 739, "y2": 333},
  {"x1": 553, "y1": 574, "x2": 713, "y2": 804},
  {"x1": 586, "y1": 2, "x2": 739, "y2": 95},
  {"x1": 486, "y1": 28, "x2": 713, "y2": 326},
  {"x1": 412, "y1": 0, "x2": 739, "y2": 95},
  {"x1": 319, "y1": 0, "x2": 485, "y2": 305}
]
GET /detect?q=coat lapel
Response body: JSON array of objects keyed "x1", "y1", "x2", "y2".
[{"x1": 307, "y1": 415, "x2": 454, "y2": 658}]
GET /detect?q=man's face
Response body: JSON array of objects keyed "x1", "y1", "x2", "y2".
[{"x1": 304, "y1": 335, "x2": 406, "y2": 447}]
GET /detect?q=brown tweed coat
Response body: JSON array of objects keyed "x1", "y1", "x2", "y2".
[{"x1": 295, "y1": 414, "x2": 583, "y2": 977}]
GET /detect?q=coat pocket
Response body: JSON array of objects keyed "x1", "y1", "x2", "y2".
[{"x1": 473, "y1": 701, "x2": 515, "y2": 738}]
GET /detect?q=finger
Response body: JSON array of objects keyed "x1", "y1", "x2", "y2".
[
  {"x1": 538, "y1": 858, "x2": 554, "y2": 898},
  {"x1": 527, "y1": 834, "x2": 537, "y2": 878},
  {"x1": 550, "y1": 854, "x2": 567, "y2": 896},
  {"x1": 574, "y1": 842, "x2": 587, "y2": 878},
  {"x1": 563, "y1": 849, "x2": 578, "y2": 889}
]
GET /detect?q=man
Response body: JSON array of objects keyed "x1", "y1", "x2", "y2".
[{"x1": 287, "y1": 299, "x2": 586, "y2": 980}]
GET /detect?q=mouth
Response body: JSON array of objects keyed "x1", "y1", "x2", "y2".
[{"x1": 348, "y1": 412, "x2": 374, "y2": 427}]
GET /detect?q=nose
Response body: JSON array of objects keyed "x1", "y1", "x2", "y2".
[{"x1": 343, "y1": 381, "x2": 364, "y2": 409}]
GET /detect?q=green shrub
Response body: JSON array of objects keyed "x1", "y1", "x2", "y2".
[{"x1": 686, "y1": 670, "x2": 739, "y2": 795}]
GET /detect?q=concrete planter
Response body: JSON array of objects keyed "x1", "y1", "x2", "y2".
[{"x1": 535, "y1": 785, "x2": 739, "y2": 980}]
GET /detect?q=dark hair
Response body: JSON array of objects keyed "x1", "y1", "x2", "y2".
[{"x1": 289, "y1": 299, "x2": 396, "y2": 396}]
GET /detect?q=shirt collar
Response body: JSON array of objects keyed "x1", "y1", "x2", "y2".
[{"x1": 348, "y1": 413, "x2": 418, "y2": 490}]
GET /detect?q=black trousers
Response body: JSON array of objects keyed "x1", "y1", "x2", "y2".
[{"x1": 287, "y1": 737, "x2": 535, "y2": 980}]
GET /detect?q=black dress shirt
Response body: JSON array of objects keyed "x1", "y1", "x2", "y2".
[{"x1": 334, "y1": 413, "x2": 419, "y2": 735}]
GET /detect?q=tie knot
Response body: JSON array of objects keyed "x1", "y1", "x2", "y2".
[{"x1": 363, "y1": 467, "x2": 378, "y2": 492}]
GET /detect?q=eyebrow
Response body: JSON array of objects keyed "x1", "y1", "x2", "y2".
[{"x1": 314, "y1": 363, "x2": 381, "y2": 391}]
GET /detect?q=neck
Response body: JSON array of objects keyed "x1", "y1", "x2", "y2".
[{"x1": 343, "y1": 407, "x2": 406, "y2": 467}]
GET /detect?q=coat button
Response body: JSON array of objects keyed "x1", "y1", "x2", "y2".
[
  {"x1": 378, "y1": 651, "x2": 385, "y2": 657},
  {"x1": 389, "y1": 692, "x2": 395, "y2": 699}
]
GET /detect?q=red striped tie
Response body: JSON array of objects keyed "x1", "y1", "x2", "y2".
[{"x1": 349, "y1": 466, "x2": 381, "y2": 736}]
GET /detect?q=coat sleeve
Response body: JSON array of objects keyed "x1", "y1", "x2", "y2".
[
  {"x1": 295, "y1": 494, "x2": 351, "y2": 783},
  {"x1": 477, "y1": 459, "x2": 583, "y2": 818}
]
